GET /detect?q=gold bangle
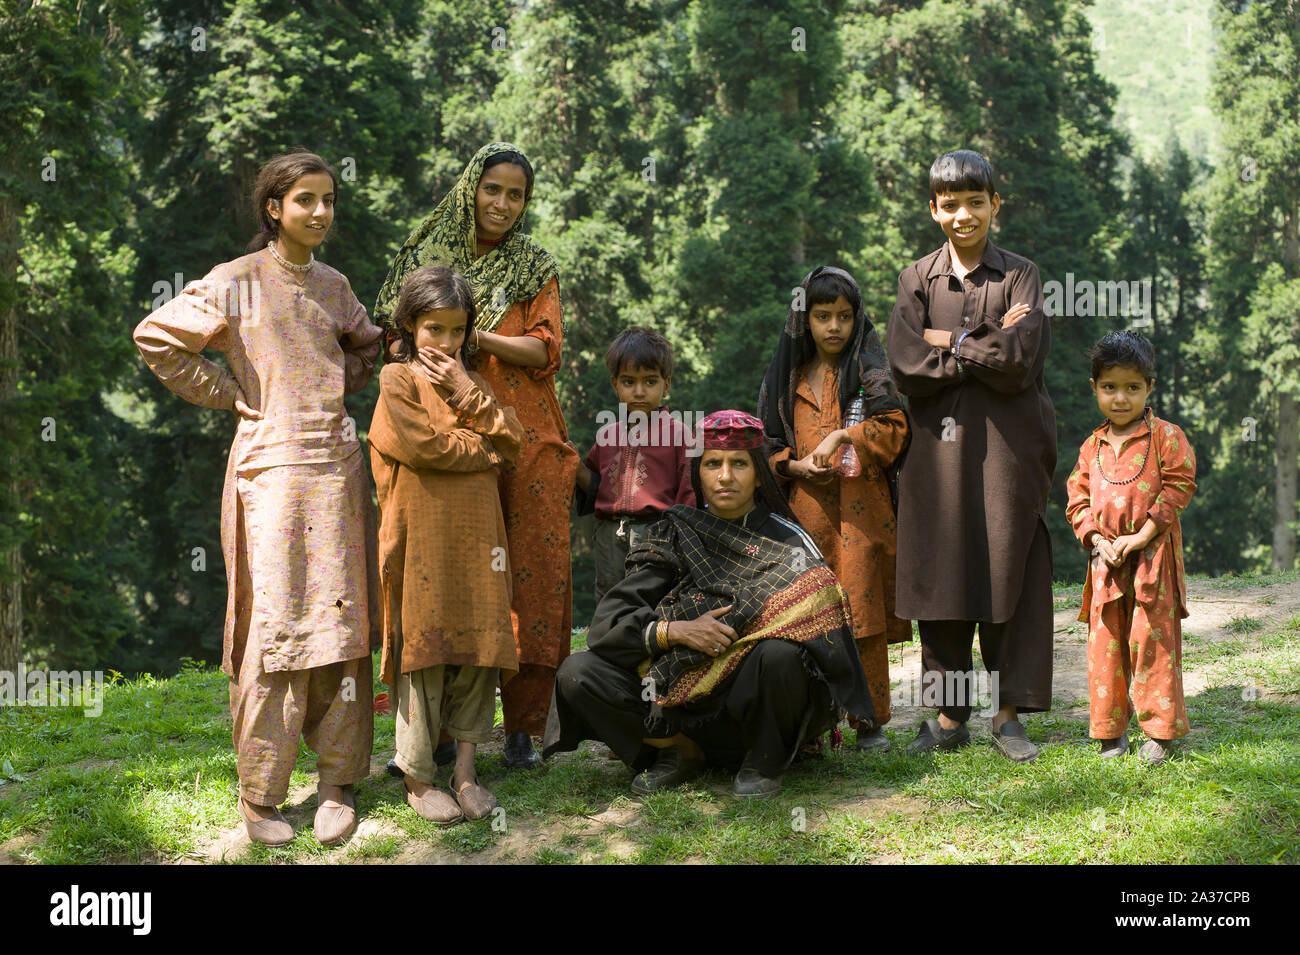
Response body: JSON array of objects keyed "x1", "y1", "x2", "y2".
[{"x1": 657, "y1": 620, "x2": 670, "y2": 651}]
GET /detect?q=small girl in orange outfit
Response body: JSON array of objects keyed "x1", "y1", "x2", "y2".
[{"x1": 1066, "y1": 331, "x2": 1197, "y2": 764}]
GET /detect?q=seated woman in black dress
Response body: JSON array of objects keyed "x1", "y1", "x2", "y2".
[{"x1": 542, "y1": 410, "x2": 874, "y2": 798}]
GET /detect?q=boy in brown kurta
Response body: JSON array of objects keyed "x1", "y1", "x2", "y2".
[
  {"x1": 369, "y1": 266, "x2": 524, "y2": 823},
  {"x1": 886, "y1": 149, "x2": 1057, "y2": 762},
  {"x1": 133, "y1": 153, "x2": 383, "y2": 846},
  {"x1": 759, "y1": 266, "x2": 911, "y2": 752}
]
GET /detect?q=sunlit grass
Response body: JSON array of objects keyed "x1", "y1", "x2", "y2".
[{"x1": 2, "y1": 591, "x2": 1298, "y2": 865}]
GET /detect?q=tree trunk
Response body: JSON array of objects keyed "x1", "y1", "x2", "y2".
[
  {"x1": 1272, "y1": 387, "x2": 1298, "y2": 571},
  {"x1": 1274, "y1": 198, "x2": 1300, "y2": 570},
  {"x1": 0, "y1": 191, "x2": 22, "y2": 672}
]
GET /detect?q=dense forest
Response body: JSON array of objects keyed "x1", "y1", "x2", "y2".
[{"x1": 1, "y1": 0, "x2": 1296, "y2": 674}]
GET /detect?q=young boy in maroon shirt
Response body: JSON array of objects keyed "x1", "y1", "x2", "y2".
[{"x1": 576, "y1": 327, "x2": 696, "y2": 604}]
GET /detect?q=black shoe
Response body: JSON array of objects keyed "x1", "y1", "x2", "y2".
[
  {"x1": 992, "y1": 720, "x2": 1040, "y2": 763},
  {"x1": 387, "y1": 741, "x2": 456, "y2": 779},
  {"x1": 433, "y1": 739, "x2": 458, "y2": 766},
  {"x1": 502, "y1": 731, "x2": 541, "y2": 770},
  {"x1": 907, "y1": 718, "x2": 970, "y2": 754},
  {"x1": 630, "y1": 747, "x2": 706, "y2": 796},
  {"x1": 732, "y1": 761, "x2": 781, "y2": 799},
  {"x1": 856, "y1": 727, "x2": 891, "y2": 753}
]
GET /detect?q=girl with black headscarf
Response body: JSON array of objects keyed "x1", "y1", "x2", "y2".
[{"x1": 757, "y1": 266, "x2": 912, "y2": 752}]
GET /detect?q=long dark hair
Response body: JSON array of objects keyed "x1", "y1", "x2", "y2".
[
  {"x1": 389, "y1": 265, "x2": 476, "y2": 367},
  {"x1": 247, "y1": 151, "x2": 338, "y2": 252},
  {"x1": 690, "y1": 448, "x2": 796, "y2": 522}
]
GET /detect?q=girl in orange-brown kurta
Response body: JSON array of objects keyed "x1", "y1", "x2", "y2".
[
  {"x1": 375, "y1": 144, "x2": 579, "y2": 768},
  {"x1": 370, "y1": 266, "x2": 524, "y2": 823},
  {"x1": 758, "y1": 266, "x2": 912, "y2": 753},
  {"x1": 1065, "y1": 331, "x2": 1197, "y2": 764},
  {"x1": 134, "y1": 152, "x2": 383, "y2": 847}
]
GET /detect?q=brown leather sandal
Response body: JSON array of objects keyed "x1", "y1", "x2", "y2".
[
  {"x1": 315, "y1": 783, "x2": 357, "y2": 845},
  {"x1": 238, "y1": 796, "x2": 294, "y2": 847},
  {"x1": 452, "y1": 776, "x2": 500, "y2": 820},
  {"x1": 404, "y1": 776, "x2": 464, "y2": 826}
]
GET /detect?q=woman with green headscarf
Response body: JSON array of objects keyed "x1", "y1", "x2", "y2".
[{"x1": 375, "y1": 143, "x2": 579, "y2": 770}]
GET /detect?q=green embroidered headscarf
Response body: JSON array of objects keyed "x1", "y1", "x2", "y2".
[{"x1": 373, "y1": 142, "x2": 558, "y2": 333}]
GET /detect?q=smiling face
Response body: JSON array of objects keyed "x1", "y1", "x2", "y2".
[
  {"x1": 474, "y1": 162, "x2": 528, "y2": 240},
  {"x1": 406, "y1": 308, "x2": 469, "y2": 357},
  {"x1": 930, "y1": 188, "x2": 999, "y2": 252},
  {"x1": 699, "y1": 449, "x2": 758, "y2": 519},
  {"x1": 808, "y1": 294, "x2": 855, "y2": 362},
  {"x1": 269, "y1": 171, "x2": 335, "y2": 255},
  {"x1": 611, "y1": 362, "x2": 669, "y2": 416},
  {"x1": 1091, "y1": 364, "x2": 1154, "y2": 434}
]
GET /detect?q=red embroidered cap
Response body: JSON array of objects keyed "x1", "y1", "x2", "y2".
[{"x1": 699, "y1": 410, "x2": 765, "y2": 450}]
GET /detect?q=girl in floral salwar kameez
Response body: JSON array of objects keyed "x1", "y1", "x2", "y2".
[
  {"x1": 374, "y1": 143, "x2": 580, "y2": 769},
  {"x1": 758, "y1": 266, "x2": 911, "y2": 753},
  {"x1": 1066, "y1": 331, "x2": 1197, "y2": 764},
  {"x1": 134, "y1": 152, "x2": 383, "y2": 846}
]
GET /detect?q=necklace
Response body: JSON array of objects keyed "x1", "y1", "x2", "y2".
[
  {"x1": 1096, "y1": 410, "x2": 1152, "y2": 486},
  {"x1": 268, "y1": 242, "x2": 314, "y2": 273}
]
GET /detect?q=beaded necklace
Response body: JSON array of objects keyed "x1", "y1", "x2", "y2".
[
  {"x1": 1096, "y1": 408, "x2": 1152, "y2": 486},
  {"x1": 268, "y1": 241, "x2": 314, "y2": 273}
]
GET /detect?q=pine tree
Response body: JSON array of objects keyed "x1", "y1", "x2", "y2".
[
  {"x1": 1206, "y1": 0, "x2": 1300, "y2": 571},
  {"x1": 0, "y1": 0, "x2": 148, "y2": 670}
]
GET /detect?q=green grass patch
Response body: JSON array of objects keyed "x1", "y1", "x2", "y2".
[
  {"x1": 1225, "y1": 615, "x2": 1264, "y2": 635},
  {"x1": 3, "y1": 581, "x2": 1298, "y2": 864},
  {"x1": 1191, "y1": 570, "x2": 1300, "y2": 592}
]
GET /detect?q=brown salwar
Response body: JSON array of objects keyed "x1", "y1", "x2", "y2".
[
  {"x1": 230, "y1": 645, "x2": 374, "y2": 805},
  {"x1": 393, "y1": 662, "x2": 497, "y2": 784},
  {"x1": 917, "y1": 520, "x2": 1055, "y2": 721}
]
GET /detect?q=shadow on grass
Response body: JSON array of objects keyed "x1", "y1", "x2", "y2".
[{"x1": 4, "y1": 663, "x2": 1296, "y2": 864}]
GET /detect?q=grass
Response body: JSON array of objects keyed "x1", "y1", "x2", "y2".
[
  {"x1": 1192, "y1": 570, "x2": 1300, "y2": 592},
  {"x1": 2, "y1": 576, "x2": 1298, "y2": 865}
]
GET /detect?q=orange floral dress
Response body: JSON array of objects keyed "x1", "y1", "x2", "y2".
[
  {"x1": 468, "y1": 276, "x2": 580, "y2": 733},
  {"x1": 1066, "y1": 414, "x2": 1197, "y2": 740}
]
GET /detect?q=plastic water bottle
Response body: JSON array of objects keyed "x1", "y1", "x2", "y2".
[{"x1": 839, "y1": 390, "x2": 865, "y2": 477}]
